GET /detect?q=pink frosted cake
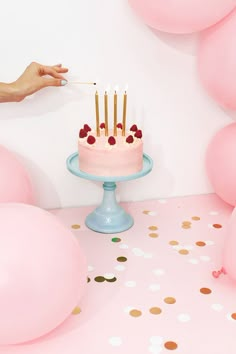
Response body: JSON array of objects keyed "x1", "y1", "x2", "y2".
[{"x1": 78, "y1": 123, "x2": 143, "y2": 177}]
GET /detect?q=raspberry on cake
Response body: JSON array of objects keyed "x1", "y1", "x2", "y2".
[
  {"x1": 108, "y1": 136, "x2": 116, "y2": 145},
  {"x1": 130, "y1": 124, "x2": 138, "y2": 132},
  {"x1": 79, "y1": 129, "x2": 87, "y2": 138}
]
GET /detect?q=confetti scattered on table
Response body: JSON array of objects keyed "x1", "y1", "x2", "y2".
[{"x1": 6, "y1": 194, "x2": 236, "y2": 354}]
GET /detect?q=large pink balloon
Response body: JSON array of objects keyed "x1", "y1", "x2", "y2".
[
  {"x1": 198, "y1": 9, "x2": 236, "y2": 110},
  {"x1": 206, "y1": 123, "x2": 236, "y2": 206},
  {"x1": 223, "y1": 207, "x2": 236, "y2": 281},
  {"x1": 128, "y1": 0, "x2": 236, "y2": 34},
  {"x1": 0, "y1": 145, "x2": 34, "y2": 204},
  {"x1": 0, "y1": 203, "x2": 87, "y2": 345}
]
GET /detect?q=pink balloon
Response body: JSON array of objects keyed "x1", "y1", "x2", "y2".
[
  {"x1": 198, "y1": 9, "x2": 236, "y2": 110},
  {"x1": 0, "y1": 203, "x2": 87, "y2": 345},
  {"x1": 128, "y1": 0, "x2": 236, "y2": 34},
  {"x1": 206, "y1": 122, "x2": 236, "y2": 206},
  {"x1": 223, "y1": 207, "x2": 236, "y2": 281},
  {"x1": 0, "y1": 145, "x2": 34, "y2": 204}
]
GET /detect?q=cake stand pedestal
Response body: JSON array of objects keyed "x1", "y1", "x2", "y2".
[{"x1": 66, "y1": 153, "x2": 153, "y2": 234}]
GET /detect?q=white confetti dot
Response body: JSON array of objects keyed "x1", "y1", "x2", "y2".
[
  {"x1": 104, "y1": 273, "x2": 115, "y2": 279},
  {"x1": 109, "y1": 337, "x2": 123, "y2": 346},
  {"x1": 158, "y1": 199, "x2": 167, "y2": 204},
  {"x1": 178, "y1": 313, "x2": 191, "y2": 322},
  {"x1": 148, "y1": 345, "x2": 163, "y2": 353},
  {"x1": 211, "y1": 304, "x2": 223, "y2": 312},
  {"x1": 125, "y1": 281, "x2": 137, "y2": 287},
  {"x1": 88, "y1": 265, "x2": 94, "y2": 272},
  {"x1": 209, "y1": 211, "x2": 219, "y2": 215},
  {"x1": 172, "y1": 245, "x2": 182, "y2": 251},
  {"x1": 148, "y1": 211, "x2": 157, "y2": 216},
  {"x1": 150, "y1": 336, "x2": 163, "y2": 345},
  {"x1": 132, "y1": 248, "x2": 144, "y2": 256},
  {"x1": 205, "y1": 240, "x2": 215, "y2": 246},
  {"x1": 115, "y1": 265, "x2": 126, "y2": 271},
  {"x1": 119, "y1": 244, "x2": 129, "y2": 249},
  {"x1": 153, "y1": 269, "x2": 165, "y2": 276},
  {"x1": 124, "y1": 306, "x2": 134, "y2": 313},
  {"x1": 144, "y1": 253, "x2": 153, "y2": 259},
  {"x1": 184, "y1": 244, "x2": 194, "y2": 250},
  {"x1": 149, "y1": 283, "x2": 161, "y2": 292},
  {"x1": 208, "y1": 224, "x2": 214, "y2": 229},
  {"x1": 200, "y1": 256, "x2": 211, "y2": 262},
  {"x1": 226, "y1": 313, "x2": 235, "y2": 321},
  {"x1": 188, "y1": 258, "x2": 199, "y2": 265}
]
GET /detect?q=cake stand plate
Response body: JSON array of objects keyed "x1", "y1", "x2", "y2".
[{"x1": 66, "y1": 153, "x2": 153, "y2": 233}]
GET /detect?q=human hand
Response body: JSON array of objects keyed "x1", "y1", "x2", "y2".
[{"x1": 10, "y1": 62, "x2": 68, "y2": 101}]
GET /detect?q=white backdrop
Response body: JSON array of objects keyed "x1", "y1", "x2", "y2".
[{"x1": 0, "y1": 0, "x2": 233, "y2": 209}]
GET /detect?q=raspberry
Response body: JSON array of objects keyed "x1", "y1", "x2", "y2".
[
  {"x1": 126, "y1": 135, "x2": 134, "y2": 144},
  {"x1": 130, "y1": 124, "x2": 138, "y2": 132},
  {"x1": 108, "y1": 136, "x2": 116, "y2": 145},
  {"x1": 117, "y1": 123, "x2": 123, "y2": 129},
  {"x1": 87, "y1": 135, "x2": 96, "y2": 144},
  {"x1": 100, "y1": 122, "x2": 105, "y2": 129},
  {"x1": 84, "y1": 124, "x2": 92, "y2": 132},
  {"x1": 134, "y1": 130, "x2": 142, "y2": 139},
  {"x1": 79, "y1": 129, "x2": 87, "y2": 138}
]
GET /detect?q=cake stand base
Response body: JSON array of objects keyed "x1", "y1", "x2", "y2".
[{"x1": 85, "y1": 182, "x2": 133, "y2": 234}]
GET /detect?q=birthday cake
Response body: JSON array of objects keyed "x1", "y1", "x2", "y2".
[{"x1": 78, "y1": 122, "x2": 143, "y2": 177}]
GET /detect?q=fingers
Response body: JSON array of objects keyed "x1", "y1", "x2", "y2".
[
  {"x1": 52, "y1": 64, "x2": 69, "y2": 74},
  {"x1": 40, "y1": 65, "x2": 68, "y2": 79}
]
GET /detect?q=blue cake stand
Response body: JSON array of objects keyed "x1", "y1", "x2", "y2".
[{"x1": 66, "y1": 153, "x2": 153, "y2": 234}]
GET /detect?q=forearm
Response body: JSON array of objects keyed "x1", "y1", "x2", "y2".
[{"x1": 0, "y1": 82, "x2": 21, "y2": 103}]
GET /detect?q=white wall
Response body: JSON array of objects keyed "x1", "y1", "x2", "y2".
[{"x1": 0, "y1": 0, "x2": 233, "y2": 209}]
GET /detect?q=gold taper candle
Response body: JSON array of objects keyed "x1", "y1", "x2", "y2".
[
  {"x1": 104, "y1": 91, "x2": 109, "y2": 136},
  {"x1": 114, "y1": 91, "x2": 117, "y2": 136},
  {"x1": 95, "y1": 91, "x2": 100, "y2": 136},
  {"x1": 122, "y1": 91, "x2": 127, "y2": 136}
]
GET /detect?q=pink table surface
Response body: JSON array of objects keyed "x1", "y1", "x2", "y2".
[{"x1": 1, "y1": 193, "x2": 236, "y2": 354}]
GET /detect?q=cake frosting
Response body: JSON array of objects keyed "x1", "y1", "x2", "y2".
[{"x1": 78, "y1": 123, "x2": 143, "y2": 177}]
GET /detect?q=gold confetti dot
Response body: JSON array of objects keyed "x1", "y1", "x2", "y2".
[
  {"x1": 196, "y1": 241, "x2": 206, "y2": 247},
  {"x1": 164, "y1": 341, "x2": 178, "y2": 350},
  {"x1": 182, "y1": 225, "x2": 191, "y2": 229},
  {"x1": 94, "y1": 276, "x2": 106, "y2": 283},
  {"x1": 129, "y1": 309, "x2": 142, "y2": 317},
  {"x1": 117, "y1": 256, "x2": 127, "y2": 262},
  {"x1": 72, "y1": 306, "x2": 81, "y2": 315},
  {"x1": 213, "y1": 224, "x2": 222, "y2": 229},
  {"x1": 164, "y1": 297, "x2": 176, "y2": 304},
  {"x1": 87, "y1": 277, "x2": 91, "y2": 283},
  {"x1": 182, "y1": 221, "x2": 191, "y2": 225},
  {"x1": 231, "y1": 313, "x2": 236, "y2": 320},
  {"x1": 149, "y1": 233, "x2": 158, "y2": 238},
  {"x1": 71, "y1": 224, "x2": 80, "y2": 229},
  {"x1": 169, "y1": 240, "x2": 179, "y2": 245},
  {"x1": 200, "y1": 287, "x2": 212, "y2": 295},
  {"x1": 192, "y1": 216, "x2": 200, "y2": 221},
  {"x1": 149, "y1": 225, "x2": 158, "y2": 231},
  {"x1": 105, "y1": 277, "x2": 117, "y2": 283},
  {"x1": 149, "y1": 307, "x2": 162, "y2": 315},
  {"x1": 143, "y1": 210, "x2": 150, "y2": 214},
  {"x1": 179, "y1": 249, "x2": 189, "y2": 255}
]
